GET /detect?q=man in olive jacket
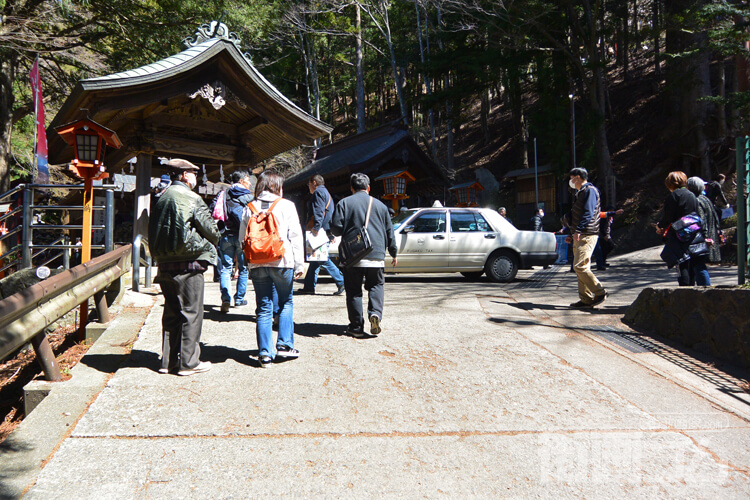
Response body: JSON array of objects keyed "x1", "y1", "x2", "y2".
[
  {"x1": 149, "y1": 159, "x2": 220, "y2": 376},
  {"x1": 330, "y1": 173, "x2": 397, "y2": 337}
]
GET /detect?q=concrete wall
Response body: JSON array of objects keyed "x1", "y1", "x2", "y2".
[{"x1": 623, "y1": 287, "x2": 750, "y2": 369}]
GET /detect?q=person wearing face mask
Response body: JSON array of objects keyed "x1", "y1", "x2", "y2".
[
  {"x1": 567, "y1": 167, "x2": 607, "y2": 308},
  {"x1": 149, "y1": 159, "x2": 220, "y2": 376},
  {"x1": 530, "y1": 207, "x2": 544, "y2": 231}
]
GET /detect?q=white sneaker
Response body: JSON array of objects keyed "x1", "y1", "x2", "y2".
[{"x1": 177, "y1": 361, "x2": 212, "y2": 376}]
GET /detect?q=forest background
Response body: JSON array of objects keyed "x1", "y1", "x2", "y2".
[{"x1": 3, "y1": 0, "x2": 750, "y2": 242}]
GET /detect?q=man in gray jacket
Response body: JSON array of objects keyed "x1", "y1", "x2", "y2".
[
  {"x1": 330, "y1": 173, "x2": 398, "y2": 337},
  {"x1": 149, "y1": 159, "x2": 220, "y2": 375}
]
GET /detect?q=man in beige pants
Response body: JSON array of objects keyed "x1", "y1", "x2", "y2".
[{"x1": 568, "y1": 168, "x2": 607, "y2": 308}]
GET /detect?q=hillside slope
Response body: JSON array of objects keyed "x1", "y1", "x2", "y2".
[{"x1": 445, "y1": 55, "x2": 735, "y2": 254}]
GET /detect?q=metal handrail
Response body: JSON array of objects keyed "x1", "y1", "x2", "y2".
[
  {"x1": 31, "y1": 225, "x2": 106, "y2": 230},
  {"x1": 0, "y1": 206, "x2": 21, "y2": 224},
  {"x1": 132, "y1": 234, "x2": 152, "y2": 292},
  {"x1": 29, "y1": 235, "x2": 67, "y2": 269},
  {"x1": 0, "y1": 226, "x2": 21, "y2": 245},
  {"x1": 0, "y1": 185, "x2": 23, "y2": 203},
  {"x1": 7, "y1": 183, "x2": 117, "y2": 270},
  {"x1": 30, "y1": 244, "x2": 105, "y2": 249},
  {"x1": 0, "y1": 251, "x2": 19, "y2": 275},
  {"x1": 30, "y1": 205, "x2": 106, "y2": 211},
  {"x1": 23, "y1": 183, "x2": 119, "y2": 190},
  {"x1": 0, "y1": 243, "x2": 19, "y2": 261},
  {"x1": 0, "y1": 245, "x2": 132, "y2": 379}
]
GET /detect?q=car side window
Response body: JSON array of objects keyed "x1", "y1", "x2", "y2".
[
  {"x1": 410, "y1": 211, "x2": 446, "y2": 233},
  {"x1": 450, "y1": 212, "x2": 491, "y2": 232}
]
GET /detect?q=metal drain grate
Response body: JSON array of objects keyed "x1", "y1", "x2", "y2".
[
  {"x1": 579, "y1": 325, "x2": 653, "y2": 354},
  {"x1": 510, "y1": 266, "x2": 560, "y2": 289}
]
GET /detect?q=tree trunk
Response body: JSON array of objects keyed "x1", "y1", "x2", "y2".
[
  {"x1": 355, "y1": 4, "x2": 366, "y2": 133},
  {"x1": 437, "y1": 5, "x2": 453, "y2": 170},
  {"x1": 415, "y1": 0, "x2": 437, "y2": 159},
  {"x1": 717, "y1": 56, "x2": 727, "y2": 141},
  {"x1": 653, "y1": 0, "x2": 661, "y2": 75},
  {"x1": 0, "y1": 52, "x2": 15, "y2": 193},
  {"x1": 481, "y1": 89, "x2": 491, "y2": 147},
  {"x1": 520, "y1": 110, "x2": 529, "y2": 169},
  {"x1": 623, "y1": 4, "x2": 630, "y2": 81},
  {"x1": 665, "y1": 0, "x2": 711, "y2": 178},
  {"x1": 592, "y1": 61, "x2": 614, "y2": 183},
  {"x1": 378, "y1": 2, "x2": 408, "y2": 124}
]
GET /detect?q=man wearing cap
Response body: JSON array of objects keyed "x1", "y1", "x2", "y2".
[{"x1": 149, "y1": 159, "x2": 220, "y2": 376}]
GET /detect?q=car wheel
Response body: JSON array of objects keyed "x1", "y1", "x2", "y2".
[
  {"x1": 460, "y1": 271, "x2": 484, "y2": 280},
  {"x1": 485, "y1": 250, "x2": 518, "y2": 283}
]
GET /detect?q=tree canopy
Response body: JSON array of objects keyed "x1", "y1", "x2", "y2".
[{"x1": 3, "y1": 0, "x2": 750, "y2": 193}]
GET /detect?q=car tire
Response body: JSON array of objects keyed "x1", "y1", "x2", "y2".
[
  {"x1": 485, "y1": 250, "x2": 518, "y2": 283},
  {"x1": 460, "y1": 272, "x2": 484, "y2": 280}
]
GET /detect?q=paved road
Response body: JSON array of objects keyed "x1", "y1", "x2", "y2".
[{"x1": 16, "y1": 248, "x2": 750, "y2": 497}]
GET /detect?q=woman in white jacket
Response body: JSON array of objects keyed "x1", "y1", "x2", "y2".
[{"x1": 240, "y1": 171, "x2": 305, "y2": 367}]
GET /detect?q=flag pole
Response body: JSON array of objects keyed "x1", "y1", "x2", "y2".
[{"x1": 32, "y1": 56, "x2": 39, "y2": 183}]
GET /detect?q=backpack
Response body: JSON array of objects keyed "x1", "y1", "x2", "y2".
[
  {"x1": 225, "y1": 194, "x2": 245, "y2": 233},
  {"x1": 243, "y1": 199, "x2": 285, "y2": 264}
]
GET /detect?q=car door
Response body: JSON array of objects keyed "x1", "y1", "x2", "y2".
[
  {"x1": 397, "y1": 210, "x2": 450, "y2": 271},
  {"x1": 448, "y1": 210, "x2": 498, "y2": 270}
]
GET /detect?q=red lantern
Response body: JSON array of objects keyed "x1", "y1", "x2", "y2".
[
  {"x1": 449, "y1": 181, "x2": 484, "y2": 207},
  {"x1": 374, "y1": 169, "x2": 416, "y2": 212},
  {"x1": 55, "y1": 119, "x2": 122, "y2": 181}
]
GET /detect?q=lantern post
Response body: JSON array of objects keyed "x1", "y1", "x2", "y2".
[{"x1": 55, "y1": 119, "x2": 122, "y2": 335}]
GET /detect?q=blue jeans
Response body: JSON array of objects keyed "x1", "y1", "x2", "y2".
[
  {"x1": 690, "y1": 256, "x2": 711, "y2": 286},
  {"x1": 250, "y1": 267, "x2": 294, "y2": 358},
  {"x1": 219, "y1": 234, "x2": 248, "y2": 304},
  {"x1": 303, "y1": 257, "x2": 344, "y2": 290},
  {"x1": 593, "y1": 241, "x2": 605, "y2": 269}
]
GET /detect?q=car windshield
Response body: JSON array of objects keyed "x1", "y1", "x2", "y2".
[{"x1": 392, "y1": 210, "x2": 416, "y2": 229}]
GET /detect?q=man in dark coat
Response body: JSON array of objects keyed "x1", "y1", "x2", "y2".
[
  {"x1": 704, "y1": 173, "x2": 729, "y2": 222},
  {"x1": 330, "y1": 173, "x2": 398, "y2": 337},
  {"x1": 149, "y1": 159, "x2": 220, "y2": 376},
  {"x1": 298, "y1": 175, "x2": 345, "y2": 295},
  {"x1": 210, "y1": 170, "x2": 254, "y2": 312},
  {"x1": 530, "y1": 207, "x2": 544, "y2": 231}
]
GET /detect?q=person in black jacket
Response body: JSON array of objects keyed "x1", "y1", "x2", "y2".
[
  {"x1": 704, "y1": 173, "x2": 729, "y2": 221},
  {"x1": 656, "y1": 171, "x2": 699, "y2": 286},
  {"x1": 298, "y1": 175, "x2": 345, "y2": 295},
  {"x1": 530, "y1": 207, "x2": 544, "y2": 232},
  {"x1": 330, "y1": 173, "x2": 398, "y2": 337},
  {"x1": 210, "y1": 170, "x2": 255, "y2": 313}
]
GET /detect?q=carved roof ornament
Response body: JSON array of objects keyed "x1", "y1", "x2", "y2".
[
  {"x1": 188, "y1": 80, "x2": 248, "y2": 111},
  {"x1": 183, "y1": 21, "x2": 241, "y2": 48}
]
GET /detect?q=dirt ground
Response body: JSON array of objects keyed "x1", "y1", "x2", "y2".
[{"x1": 0, "y1": 319, "x2": 98, "y2": 443}]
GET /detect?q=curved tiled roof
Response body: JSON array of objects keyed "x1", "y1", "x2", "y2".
[{"x1": 77, "y1": 38, "x2": 329, "y2": 132}]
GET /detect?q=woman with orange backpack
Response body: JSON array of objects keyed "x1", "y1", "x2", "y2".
[{"x1": 239, "y1": 171, "x2": 305, "y2": 368}]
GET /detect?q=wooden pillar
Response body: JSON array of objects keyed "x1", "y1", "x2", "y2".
[
  {"x1": 132, "y1": 155, "x2": 152, "y2": 246},
  {"x1": 78, "y1": 175, "x2": 93, "y2": 339}
]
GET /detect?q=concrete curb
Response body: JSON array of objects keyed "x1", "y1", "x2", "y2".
[{"x1": 0, "y1": 290, "x2": 155, "y2": 499}]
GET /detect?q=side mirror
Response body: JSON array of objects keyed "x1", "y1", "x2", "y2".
[{"x1": 402, "y1": 225, "x2": 415, "y2": 233}]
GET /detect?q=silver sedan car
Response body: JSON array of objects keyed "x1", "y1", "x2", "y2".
[{"x1": 386, "y1": 207, "x2": 558, "y2": 282}]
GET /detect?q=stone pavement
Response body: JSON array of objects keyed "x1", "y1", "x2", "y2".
[{"x1": 8, "y1": 247, "x2": 750, "y2": 498}]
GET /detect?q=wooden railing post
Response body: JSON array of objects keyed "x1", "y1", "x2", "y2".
[{"x1": 30, "y1": 332, "x2": 62, "y2": 381}]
